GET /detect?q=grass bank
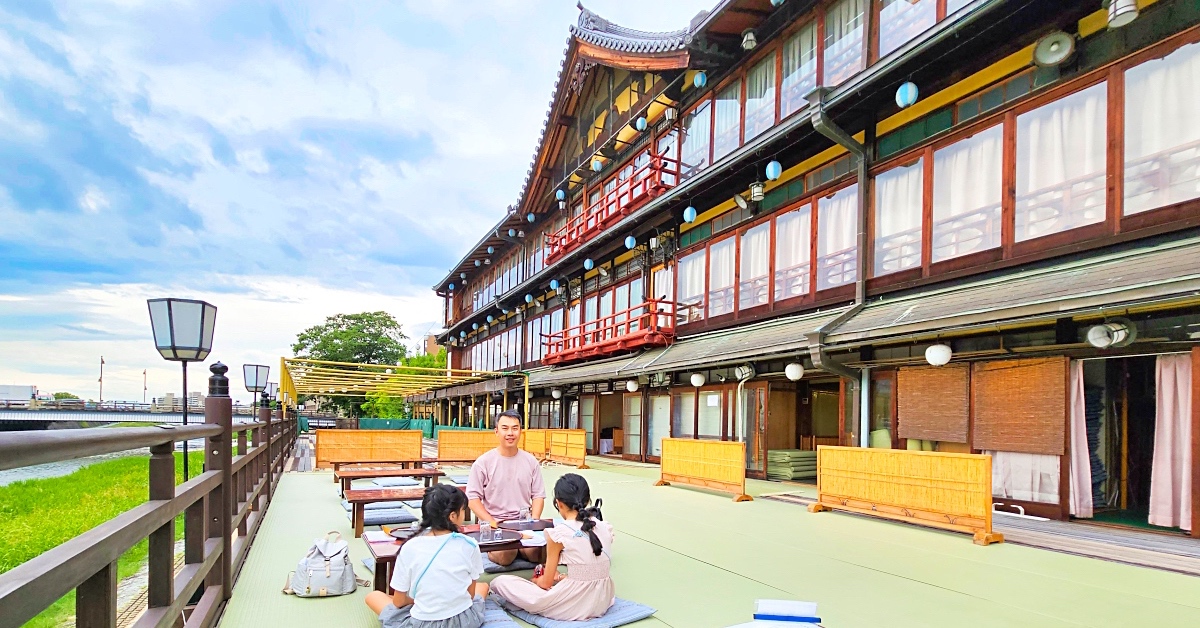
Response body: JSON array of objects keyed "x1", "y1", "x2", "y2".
[{"x1": 0, "y1": 450, "x2": 204, "y2": 627}]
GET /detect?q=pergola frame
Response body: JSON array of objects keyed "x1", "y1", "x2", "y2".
[{"x1": 280, "y1": 357, "x2": 529, "y2": 426}]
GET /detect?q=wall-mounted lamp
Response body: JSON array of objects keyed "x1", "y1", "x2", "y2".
[
  {"x1": 551, "y1": 388, "x2": 562, "y2": 400},
  {"x1": 785, "y1": 363, "x2": 805, "y2": 381},
  {"x1": 626, "y1": 380, "x2": 639, "y2": 393},
  {"x1": 1107, "y1": 0, "x2": 1138, "y2": 28},
  {"x1": 925, "y1": 343, "x2": 953, "y2": 366},
  {"x1": 741, "y1": 29, "x2": 757, "y2": 51},
  {"x1": 1087, "y1": 319, "x2": 1137, "y2": 348},
  {"x1": 690, "y1": 373, "x2": 706, "y2": 387},
  {"x1": 749, "y1": 181, "x2": 765, "y2": 203}
]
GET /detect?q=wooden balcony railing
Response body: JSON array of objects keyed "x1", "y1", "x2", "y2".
[
  {"x1": 544, "y1": 149, "x2": 682, "y2": 264},
  {"x1": 0, "y1": 362, "x2": 297, "y2": 628},
  {"x1": 542, "y1": 299, "x2": 676, "y2": 365}
]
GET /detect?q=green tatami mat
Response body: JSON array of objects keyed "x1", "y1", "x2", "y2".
[{"x1": 221, "y1": 466, "x2": 1200, "y2": 628}]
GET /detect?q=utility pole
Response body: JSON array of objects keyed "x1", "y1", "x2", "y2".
[
  {"x1": 99, "y1": 356, "x2": 105, "y2": 403},
  {"x1": 143, "y1": 369, "x2": 147, "y2": 403}
]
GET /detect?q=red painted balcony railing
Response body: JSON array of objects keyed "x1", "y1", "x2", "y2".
[
  {"x1": 544, "y1": 149, "x2": 682, "y2": 264},
  {"x1": 542, "y1": 299, "x2": 676, "y2": 366}
]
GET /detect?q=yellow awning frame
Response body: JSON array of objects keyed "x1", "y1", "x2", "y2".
[{"x1": 279, "y1": 357, "x2": 529, "y2": 424}]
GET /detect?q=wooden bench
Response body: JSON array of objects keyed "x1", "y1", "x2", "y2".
[
  {"x1": 329, "y1": 457, "x2": 477, "y2": 478},
  {"x1": 345, "y1": 486, "x2": 467, "y2": 538},
  {"x1": 334, "y1": 468, "x2": 444, "y2": 495}
]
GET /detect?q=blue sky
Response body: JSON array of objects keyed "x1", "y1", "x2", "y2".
[{"x1": 0, "y1": 0, "x2": 712, "y2": 402}]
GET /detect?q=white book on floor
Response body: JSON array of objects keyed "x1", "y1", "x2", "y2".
[{"x1": 755, "y1": 600, "x2": 818, "y2": 617}]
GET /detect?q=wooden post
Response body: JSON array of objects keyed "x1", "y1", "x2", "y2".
[
  {"x1": 251, "y1": 414, "x2": 264, "y2": 515},
  {"x1": 261, "y1": 404, "x2": 274, "y2": 501},
  {"x1": 75, "y1": 560, "x2": 117, "y2": 628},
  {"x1": 147, "y1": 442, "x2": 175, "y2": 611},
  {"x1": 236, "y1": 424, "x2": 248, "y2": 537},
  {"x1": 205, "y1": 362, "x2": 233, "y2": 600}
]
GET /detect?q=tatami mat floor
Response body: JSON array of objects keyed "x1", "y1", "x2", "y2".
[{"x1": 219, "y1": 459, "x2": 1200, "y2": 628}]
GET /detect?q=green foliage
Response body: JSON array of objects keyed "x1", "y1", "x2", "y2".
[
  {"x1": 360, "y1": 349, "x2": 447, "y2": 419},
  {"x1": 1, "y1": 450, "x2": 204, "y2": 627},
  {"x1": 292, "y1": 311, "x2": 409, "y2": 417},
  {"x1": 52, "y1": 392, "x2": 80, "y2": 400}
]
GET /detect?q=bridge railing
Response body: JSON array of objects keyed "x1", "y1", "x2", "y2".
[{"x1": 0, "y1": 362, "x2": 298, "y2": 628}]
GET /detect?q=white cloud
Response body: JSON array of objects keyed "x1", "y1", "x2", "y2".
[{"x1": 78, "y1": 185, "x2": 109, "y2": 214}]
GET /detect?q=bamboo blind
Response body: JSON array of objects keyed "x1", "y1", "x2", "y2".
[
  {"x1": 436, "y1": 430, "x2": 524, "y2": 460},
  {"x1": 971, "y1": 357, "x2": 1068, "y2": 455},
  {"x1": 547, "y1": 429, "x2": 588, "y2": 467},
  {"x1": 522, "y1": 429, "x2": 550, "y2": 460},
  {"x1": 658, "y1": 438, "x2": 750, "y2": 500},
  {"x1": 897, "y1": 364, "x2": 970, "y2": 443},
  {"x1": 314, "y1": 429, "x2": 423, "y2": 467}
]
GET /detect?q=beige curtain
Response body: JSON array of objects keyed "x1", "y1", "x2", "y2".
[
  {"x1": 1068, "y1": 360, "x2": 1093, "y2": 518},
  {"x1": 1149, "y1": 354, "x2": 1192, "y2": 531}
]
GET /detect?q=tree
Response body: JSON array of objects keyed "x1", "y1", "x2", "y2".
[
  {"x1": 360, "y1": 349, "x2": 447, "y2": 419},
  {"x1": 292, "y1": 312, "x2": 409, "y2": 416},
  {"x1": 53, "y1": 392, "x2": 80, "y2": 400}
]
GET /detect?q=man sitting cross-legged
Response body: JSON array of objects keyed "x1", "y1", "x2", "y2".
[{"x1": 466, "y1": 410, "x2": 545, "y2": 566}]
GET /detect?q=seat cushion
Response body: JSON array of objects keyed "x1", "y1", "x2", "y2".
[
  {"x1": 494, "y1": 595, "x2": 655, "y2": 628},
  {"x1": 341, "y1": 499, "x2": 410, "y2": 512},
  {"x1": 447, "y1": 474, "x2": 470, "y2": 485},
  {"x1": 349, "y1": 508, "x2": 418, "y2": 526},
  {"x1": 481, "y1": 554, "x2": 539, "y2": 573},
  {"x1": 372, "y1": 477, "x2": 421, "y2": 487}
]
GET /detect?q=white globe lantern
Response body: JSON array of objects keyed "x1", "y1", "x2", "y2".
[
  {"x1": 689, "y1": 373, "x2": 706, "y2": 387},
  {"x1": 784, "y1": 363, "x2": 805, "y2": 381},
  {"x1": 925, "y1": 343, "x2": 953, "y2": 366},
  {"x1": 626, "y1": 380, "x2": 639, "y2": 393},
  {"x1": 551, "y1": 388, "x2": 562, "y2": 400}
]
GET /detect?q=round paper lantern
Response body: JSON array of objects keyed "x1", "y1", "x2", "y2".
[
  {"x1": 583, "y1": 258, "x2": 594, "y2": 271},
  {"x1": 549, "y1": 279, "x2": 560, "y2": 290},
  {"x1": 683, "y1": 206, "x2": 698, "y2": 223},
  {"x1": 448, "y1": 283, "x2": 455, "y2": 291},
  {"x1": 635, "y1": 117, "x2": 648, "y2": 132},
  {"x1": 459, "y1": 272, "x2": 467, "y2": 279},
  {"x1": 472, "y1": 323, "x2": 479, "y2": 330},
  {"x1": 785, "y1": 362, "x2": 805, "y2": 381},
  {"x1": 508, "y1": 228, "x2": 517, "y2": 237},
  {"x1": 474, "y1": 260, "x2": 481, "y2": 267},
  {"x1": 551, "y1": 389, "x2": 562, "y2": 400},
  {"x1": 487, "y1": 246, "x2": 495, "y2": 254},
  {"x1": 592, "y1": 158, "x2": 603, "y2": 172},
  {"x1": 925, "y1": 343, "x2": 952, "y2": 366},
  {"x1": 526, "y1": 212, "x2": 536, "y2": 223},
  {"x1": 765, "y1": 160, "x2": 783, "y2": 181},
  {"x1": 694, "y1": 71, "x2": 707, "y2": 88},
  {"x1": 626, "y1": 380, "x2": 639, "y2": 392},
  {"x1": 486, "y1": 315, "x2": 494, "y2": 323},
  {"x1": 525, "y1": 294, "x2": 534, "y2": 303},
  {"x1": 460, "y1": 331, "x2": 467, "y2": 338},
  {"x1": 689, "y1": 373, "x2": 706, "y2": 387},
  {"x1": 625, "y1": 235, "x2": 637, "y2": 250},
  {"x1": 555, "y1": 189, "x2": 566, "y2": 201},
  {"x1": 896, "y1": 81, "x2": 919, "y2": 109}
]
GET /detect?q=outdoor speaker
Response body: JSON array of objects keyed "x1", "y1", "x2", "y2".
[{"x1": 1033, "y1": 31, "x2": 1076, "y2": 68}]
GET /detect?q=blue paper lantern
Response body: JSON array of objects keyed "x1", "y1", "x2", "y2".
[
  {"x1": 448, "y1": 283, "x2": 455, "y2": 290},
  {"x1": 526, "y1": 212, "x2": 536, "y2": 223},
  {"x1": 771, "y1": 0, "x2": 785, "y2": 7},
  {"x1": 474, "y1": 259, "x2": 481, "y2": 267},
  {"x1": 525, "y1": 294, "x2": 534, "y2": 303},
  {"x1": 694, "y1": 71, "x2": 707, "y2": 89},
  {"x1": 583, "y1": 258, "x2": 594, "y2": 271},
  {"x1": 896, "y1": 81, "x2": 919, "y2": 109},
  {"x1": 683, "y1": 206, "x2": 698, "y2": 223},
  {"x1": 508, "y1": 228, "x2": 517, "y2": 237},
  {"x1": 459, "y1": 272, "x2": 467, "y2": 279},
  {"x1": 625, "y1": 235, "x2": 637, "y2": 250},
  {"x1": 487, "y1": 246, "x2": 495, "y2": 254},
  {"x1": 460, "y1": 331, "x2": 466, "y2": 338},
  {"x1": 635, "y1": 117, "x2": 648, "y2": 132},
  {"x1": 555, "y1": 189, "x2": 566, "y2": 201},
  {"x1": 765, "y1": 160, "x2": 783, "y2": 181},
  {"x1": 486, "y1": 315, "x2": 494, "y2": 323},
  {"x1": 591, "y1": 158, "x2": 603, "y2": 172},
  {"x1": 549, "y1": 279, "x2": 560, "y2": 290},
  {"x1": 501, "y1": 307, "x2": 508, "y2": 314},
  {"x1": 472, "y1": 323, "x2": 479, "y2": 330}
]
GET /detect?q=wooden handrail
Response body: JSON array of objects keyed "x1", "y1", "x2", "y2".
[
  {"x1": 542, "y1": 298, "x2": 677, "y2": 363},
  {"x1": 0, "y1": 364, "x2": 300, "y2": 628}
]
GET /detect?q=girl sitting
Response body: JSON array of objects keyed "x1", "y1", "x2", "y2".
[
  {"x1": 366, "y1": 484, "x2": 489, "y2": 628},
  {"x1": 491, "y1": 473, "x2": 614, "y2": 621}
]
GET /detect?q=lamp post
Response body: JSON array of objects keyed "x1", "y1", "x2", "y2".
[
  {"x1": 243, "y1": 365, "x2": 270, "y2": 420},
  {"x1": 266, "y1": 382, "x2": 278, "y2": 407},
  {"x1": 147, "y1": 298, "x2": 217, "y2": 480}
]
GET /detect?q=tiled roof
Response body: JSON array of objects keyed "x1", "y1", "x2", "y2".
[{"x1": 570, "y1": 4, "x2": 691, "y2": 54}]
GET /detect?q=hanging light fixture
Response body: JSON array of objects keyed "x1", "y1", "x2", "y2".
[
  {"x1": 635, "y1": 117, "x2": 648, "y2": 132},
  {"x1": 487, "y1": 246, "x2": 495, "y2": 254},
  {"x1": 741, "y1": 29, "x2": 757, "y2": 51},
  {"x1": 460, "y1": 331, "x2": 467, "y2": 338},
  {"x1": 624, "y1": 235, "x2": 637, "y2": 250},
  {"x1": 508, "y1": 228, "x2": 517, "y2": 238},
  {"x1": 765, "y1": 160, "x2": 783, "y2": 181},
  {"x1": 749, "y1": 181, "x2": 765, "y2": 202},
  {"x1": 459, "y1": 272, "x2": 467, "y2": 280},
  {"x1": 486, "y1": 315, "x2": 494, "y2": 323},
  {"x1": 472, "y1": 323, "x2": 479, "y2": 330},
  {"x1": 770, "y1": 0, "x2": 785, "y2": 6},
  {"x1": 474, "y1": 260, "x2": 481, "y2": 267},
  {"x1": 1107, "y1": 0, "x2": 1138, "y2": 28},
  {"x1": 551, "y1": 388, "x2": 562, "y2": 400},
  {"x1": 549, "y1": 279, "x2": 560, "y2": 290},
  {"x1": 525, "y1": 294, "x2": 534, "y2": 303},
  {"x1": 689, "y1": 373, "x2": 706, "y2": 387},
  {"x1": 583, "y1": 258, "x2": 594, "y2": 271},
  {"x1": 626, "y1": 380, "x2": 639, "y2": 393},
  {"x1": 592, "y1": 158, "x2": 603, "y2": 172},
  {"x1": 693, "y1": 71, "x2": 707, "y2": 88},
  {"x1": 895, "y1": 81, "x2": 919, "y2": 109},
  {"x1": 526, "y1": 212, "x2": 536, "y2": 223},
  {"x1": 925, "y1": 343, "x2": 953, "y2": 366},
  {"x1": 785, "y1": 363, "x2": 805, "y2": 381},
  {"x1": 683, "y1": 206, "x2": 698, "y2": 223},
  {"x1": 448, "y1": 283, "x2": 455, "y2": 291}
]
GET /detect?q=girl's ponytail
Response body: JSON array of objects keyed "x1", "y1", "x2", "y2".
[
  {"x1": 555, "y1": 473, "x2": 605, "y2": 556},
  {"x1": 576, "y1": 498, "x2": 605, "y2": 557}
]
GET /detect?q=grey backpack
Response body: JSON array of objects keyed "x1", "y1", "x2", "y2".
[{"x1": 282, "y1": 531, "x2": 363, "y2": 597}]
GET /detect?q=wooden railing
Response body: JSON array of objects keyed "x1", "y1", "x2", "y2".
[
  {"x1": 542, "y1": 298, "x2": 676, "y2": 365},
  {"x1": 0, "y1": 362, "x2": 298, "y2": 628},
  {"x1": 543, "y1": 149, "x2": 682, "y2": 264}
]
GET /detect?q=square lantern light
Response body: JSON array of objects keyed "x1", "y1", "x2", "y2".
[
  {"x1": 243, "y1": 364, "x2": 270, "y2": 393},
  {"x1": 147, "y1": 298, "x2": 217, "y2": 361},
  {"x1": 266, "y1": 381, "x2": 278, "y2": 399}
]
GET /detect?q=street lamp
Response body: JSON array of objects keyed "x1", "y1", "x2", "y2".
[
  {"x1": 147, "y1": 298, "x2": 217, "y2": 480},
  {"x1": 243, "y1": 364, "x2": 269, "y2": 418}
]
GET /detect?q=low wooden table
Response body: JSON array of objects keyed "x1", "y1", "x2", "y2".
[
  {"x1": 345, "y1": 486, "x2": 467, "y2": 537},
  {"x1": 329, "y1": 457, "x2": 476, "y2": 477},
  {"x1": 334, "y1": 468, "x2": 444, "y2": 495},
  {"x1": 365, "y1": 525, "x2": 525, "y2": 593}
]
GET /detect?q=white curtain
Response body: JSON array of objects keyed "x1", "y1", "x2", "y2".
[
  {"x1": 932, "y1": 124, "x2": 1003, "y2": 262},
  {"x1": 1124, "y1": 40, "x2": 1200, "y2": 215},
  {"x1": 1068, "y1": 360, "x2": 1093, "y2": 518},
  {"x1": 1015, "y1": 82, "x2": 1107, "y2": 241},
  {"x1": 708, "y1": 238, "x2": 736, "y2": 316},
  {"x1": 1149, "y1": 354, "x2": 1192, "y2": 531},
  {"x1": 781, "y1": 23, "x2": 817, "y2": 118},
  {"x1": 713, "y1": 82, "x2": 742, "y2": 160},
  {"x1": 681, "y1": 102, "x2": 711, "y2": 175},
  {"x1": 989, "y1": 451, "x2": 1061, "y2": 504},
  {"x1": 823, "y1": 0, "x2": 865, "y2": 85},
  {"x1": 678, "y1": 249, "x2": 706, "y2": 306},
  {"x1": 745, "y1": 58, "x2": 776, "y2": 140},
  {"x1": 817, "y1": 184, "x2": 858, "y2": 290},
  {"x1": 874, "y1": 159, "x2": 924, "y2": 276},
  {"x1": 774, "y1": 207, "x2": 811, "y2": 300},
  {"x1": 740, "y1": 222, "x2": 770, "y2": 309}
]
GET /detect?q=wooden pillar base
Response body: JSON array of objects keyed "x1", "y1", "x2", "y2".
[
  {"x1": 654, "y1": 480, "x2": 670, "y2": 487},
  {"x1": 973, "y1": 531, "x2": 1005, "y2": 546},
  {"x1": 807, "y1": 503, "x2": 831, "y2": 514},
  {"x1": 733, "y1": 494, "x2": 753, "y2": 503}
]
